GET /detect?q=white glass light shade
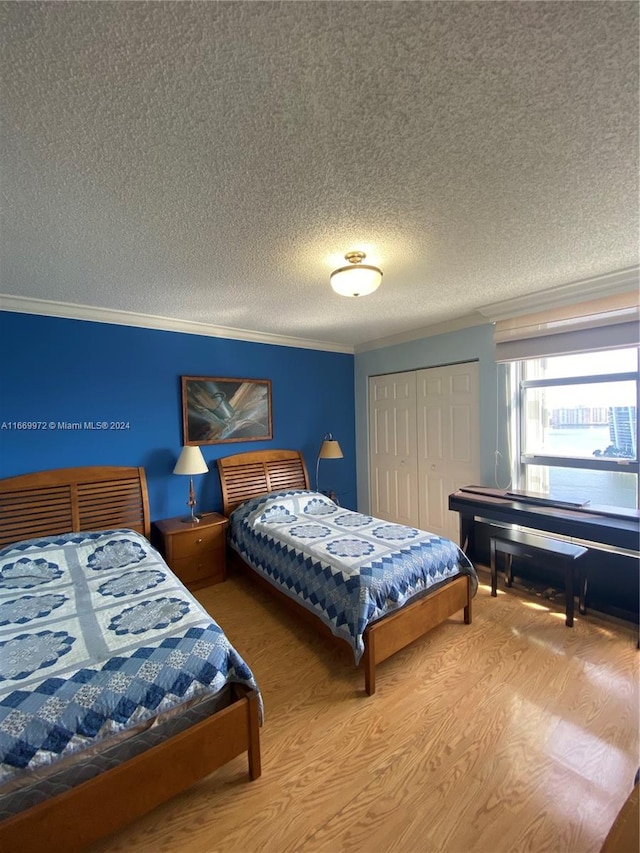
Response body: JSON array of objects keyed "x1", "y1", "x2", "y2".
[
  {"x1": 173, "y1": 445, "x2": 208, "y2": 475},
  {"x1": 330, "y1": 264, "x2": 382, "y2": 297}
]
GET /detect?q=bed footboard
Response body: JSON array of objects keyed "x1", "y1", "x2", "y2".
[
  {"x1": 0, "y1": 686, "x2": 261, "y2": 853},
  {"x1": 362, "y1": 574, "x2": 471, "y2": 695},
  {"x1": 231, "y1": 551, "x2": 471, "y2": 697}
]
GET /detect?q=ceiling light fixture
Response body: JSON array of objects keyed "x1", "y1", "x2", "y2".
[{"x1": 330, "y1": 251, "x2": 382, "y2": 297}]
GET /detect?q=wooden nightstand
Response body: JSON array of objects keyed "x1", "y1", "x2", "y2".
[{"x1": 152, "y1": 512, "x2": 228, "y2": 590}]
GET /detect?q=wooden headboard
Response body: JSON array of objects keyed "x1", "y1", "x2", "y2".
[
  {"x1": 217, "y1": 449, "x2": 310, "y2": 517},
  {"x1": 0, "y1": 466, "x2": 150, "y2": 548}
]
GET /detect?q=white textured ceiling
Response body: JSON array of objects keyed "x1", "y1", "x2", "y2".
[{"x1": 1, "y1": 1, "x2": 638, "y2": 350}]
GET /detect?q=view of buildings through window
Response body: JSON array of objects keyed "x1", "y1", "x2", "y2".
[{"x1": 513, "y1": 348, "x2": 639, "y2": 509}]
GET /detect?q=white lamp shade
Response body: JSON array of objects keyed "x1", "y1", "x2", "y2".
[
  {"x1": 330, "y1": 265, "x2": 382, "y2": 297},
  {"x1": 173, "y1": 445, "x2": 208, "y2": 475}
]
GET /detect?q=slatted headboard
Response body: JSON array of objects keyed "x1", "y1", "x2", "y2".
[
  {"x1": 217, "y1": 449, "x2": 310, "y2": 517},
  {"x1": 0, "y1": 466, "x2": 150, "y2": 548}
]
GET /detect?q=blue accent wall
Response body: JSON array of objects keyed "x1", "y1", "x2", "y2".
[{"x1": 0, "y1": 312, "x2": 356, "y2": 520}]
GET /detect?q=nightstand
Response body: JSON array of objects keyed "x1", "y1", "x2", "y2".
[{"x1": 152, "y1": 512, "x2": 228, "y2": 590}]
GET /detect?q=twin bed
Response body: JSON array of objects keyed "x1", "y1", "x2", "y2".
[
  {"x1": 218, "y1": 449, "x2": 477, "y2": 696},
  {"x1": 0, "y1": 466, "x2": 261, "y2": 852},
  {"x1": 0, "y1": 451, "x2": 476, "y2": 849}
]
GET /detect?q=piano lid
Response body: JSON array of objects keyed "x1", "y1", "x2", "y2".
[{"x1": 457, "y1": 485, "x2": 639, "y2": 522}]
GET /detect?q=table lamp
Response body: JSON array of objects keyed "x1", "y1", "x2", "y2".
[{"x1": 173, "y1": 445, "x2": 209, "y2": 523}]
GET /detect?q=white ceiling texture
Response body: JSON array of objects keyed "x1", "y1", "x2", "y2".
[{"x1": 1, "y1": 1, "x2": 638, "y2": 352}]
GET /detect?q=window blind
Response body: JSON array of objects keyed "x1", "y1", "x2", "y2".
[{"x1": 493, "y1": 291, "x2": 640, "y2": 362}]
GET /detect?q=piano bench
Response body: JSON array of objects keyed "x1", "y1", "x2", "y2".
[{"x1": 489, "y1": 529, "x2": 588, "y2": 627}]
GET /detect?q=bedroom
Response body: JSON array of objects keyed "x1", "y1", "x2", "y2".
[{"x1": 1, "y1": 1, "x2": 638, "y2": 851}]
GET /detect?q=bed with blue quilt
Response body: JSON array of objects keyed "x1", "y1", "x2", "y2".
[
  {"x1": 218, "y1": 448, "x2": 477, "y2": 695},
  {"x1": 0, "y1": 465, "x2": 262, "y2": 853}
]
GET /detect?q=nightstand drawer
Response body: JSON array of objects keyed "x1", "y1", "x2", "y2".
[
  {"x1": 172, "y1": 553, "x2": 224, "y2": 587},
  {"x1": 152, "y1": 512, "x2": 228, "y2": 590},
  {"x1": 170, "y1": 526, "x2": 223, "y2": 560}
]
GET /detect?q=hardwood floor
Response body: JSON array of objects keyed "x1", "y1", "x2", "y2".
[{"x1": 91, "y1": 568, "x2": 639, "y2": 853}]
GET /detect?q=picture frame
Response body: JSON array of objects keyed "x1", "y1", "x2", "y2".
[{"x1": 181, "y1": 376, "x2": 273, "y2": 446}]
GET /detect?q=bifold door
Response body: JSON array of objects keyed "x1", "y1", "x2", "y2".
[{"x1": 369, "y1": 362, "x2": 480, "y2": 543}]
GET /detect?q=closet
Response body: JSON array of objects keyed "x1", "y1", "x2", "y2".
[{"x1": 368, "y1": 361, "x2": 480, "y2": 544}]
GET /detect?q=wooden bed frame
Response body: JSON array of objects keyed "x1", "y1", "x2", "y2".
[
  {"x1": 0, "y1": 466, "x2": 261, "y2": 853},
  {"x1": 217, "y1": 448, "x2": 472, "y2": 696}
]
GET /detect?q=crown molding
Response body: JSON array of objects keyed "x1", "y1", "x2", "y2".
[
  {"x1": 354, "y1": 312, "x2": 487, "y2": 354},
  {"x1": 5, "y1": 266, "x2": 636, "y2": 357},
  {"x1": 477, "y1": 266, "x2": 639, "y2": 322},
  {"x1": 0, "y1": 294, "x2": 354, "y2": 355}
]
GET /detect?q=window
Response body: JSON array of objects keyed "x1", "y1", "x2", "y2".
[{"x1": 513, "y1": 348, "x2": 639, "y2": 509}]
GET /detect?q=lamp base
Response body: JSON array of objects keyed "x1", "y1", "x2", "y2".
[
  {"x1": 182, "y1": 477, "x2": 200, "y2": 523},
  {"x1": 181, "y1": 513, "x2": 201, "y2": 524}
]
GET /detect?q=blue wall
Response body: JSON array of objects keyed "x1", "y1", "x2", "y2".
[{"x1": 0, "y1": 312, "x2": 357, "y2": 520}]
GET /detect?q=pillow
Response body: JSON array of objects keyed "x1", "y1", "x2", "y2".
[{"x1": 246, "y1": 491, "x2": 338, "y2": 528}]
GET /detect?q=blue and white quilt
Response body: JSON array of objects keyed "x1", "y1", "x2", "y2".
[
  {"x1": 0, "y1": 529, "x2": 262, "y2": 787},
  {"x1": 230, "y1": 490, "x2": 478, "y2": 664}
]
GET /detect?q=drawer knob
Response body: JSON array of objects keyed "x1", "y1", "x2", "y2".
[{"x1": 196, "y1": 538, "x2": 203, "y2": 544}]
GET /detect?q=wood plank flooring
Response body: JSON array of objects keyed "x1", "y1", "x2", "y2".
[{"x1": 91, "y1": 568, "x2": 639, "y2": 853}]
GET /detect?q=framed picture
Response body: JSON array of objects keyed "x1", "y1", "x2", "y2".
[{"x1": 181, "y1": 376, "x2": 273, "y2": 445}]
